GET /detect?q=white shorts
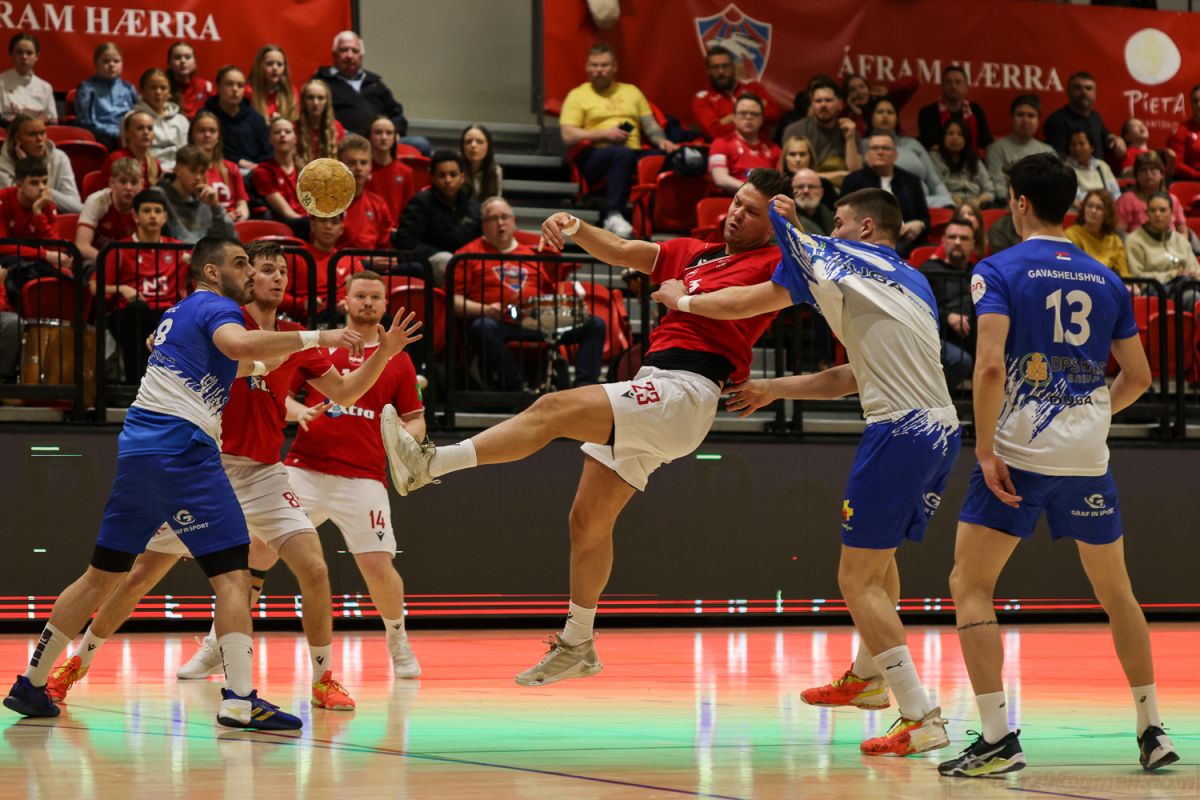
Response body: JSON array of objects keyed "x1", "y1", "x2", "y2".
[
  {"x1": 580, "y1": 366, "x2": 720, "y2": 491},
  {"x1": 285, "y1": 466, "x2": 396, "y2": 555},
  {"x1": 146, "y1": 455, "x2": 315, "y2": 557}
]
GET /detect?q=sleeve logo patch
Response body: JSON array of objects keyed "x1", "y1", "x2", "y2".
[{"x1": 970, "y1": 275, "x2": 987, "y2": 303}]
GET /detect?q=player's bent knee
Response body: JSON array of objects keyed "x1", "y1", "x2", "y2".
[
  {"x1": 90, "y1": 544, "x2": 137, "y2": 574},
  {"x1": 194, "y1": 543, "x2": 250, "y2": 579}
]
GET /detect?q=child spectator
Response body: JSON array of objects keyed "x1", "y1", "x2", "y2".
[
  {"x1": 202, "y1": 65, "x2": 271, "y2": 170},
  {"x1": 296, "y1": 78, "x2": 344, "y2": 164},
  {"x1": 248, "y1": 45, "x2": 298, "y2": 122},
  {"x1": 287, "y1": 213, "x2": 363, "y2": 321},
  {"x1": 76, "y1": 157, "x2": 141, "y2": 262},
  {"x1": 99, "y1": 110, "x2": 162, "y2": 186},
  {"x1": 166, "y1": 42, "x2": 212, "y2": 119},
  {"x1": 75, "y1": 42, "x2": 138, "y2": 150},
  {"x1": 132, "y1": 68, "x2": 188, "y2": 171},
  {"x1": 335, "y1": 134, "x2": 393, "y2": 250},
  {"x1": 156, "y1": 144, "x2": 235, "y2": 244},
  {"x1": 0, "y1": 114, "x2": 80, "y2": 212},
  {"x1": 189, "y1": 110, "x2": 249, "y2": 222},
  {"x1": 0, "y1": 33, "x2": 55, "y2": 123},
  {"x1": 251, "y1": 117, "x2": 304, "y2": 221},
  {"x1": 393, "y1": 149, "x2": 481, "y2": 285},
  {"x1": 367, "y1": 115, "x2": 415, "y2": 221},
  {"x1": 0, "y1": 157, "x2": 71, "y2": 269},
  {"x1": 462, "y1": 124, "x2": 502, "y2": 199}
]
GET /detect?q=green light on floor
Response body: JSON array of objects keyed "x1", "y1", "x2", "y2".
[
  {"x1": 695, "y1": 453, "x2": 722, "y2": 461},
  {"x1": 29, "y1": 446, "x2": 59, "y2": 452},
  {"x1": 32, "y1": 548, "x2": 46, "y2": 553}
]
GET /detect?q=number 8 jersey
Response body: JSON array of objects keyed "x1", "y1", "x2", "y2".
[{"x1": 971, "y1": 236, "x2": 1138, "y2": 476}]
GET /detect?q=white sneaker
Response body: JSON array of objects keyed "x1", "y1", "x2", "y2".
[
  {"x1": 388, "y1": 635, "x2": 422, "y2": 679},
  {"x1": 177, "y1": 636, "x2": 223, "y2": 680},
  {"x1": 514, "y1": 634, "x2": 602, "y2": 687},
  {"x1": 380, "y1": 404, "x2": 437, "y2": 496},
  {"x1": 603, "y1": 212, "x2": 634, "y2": 239}
]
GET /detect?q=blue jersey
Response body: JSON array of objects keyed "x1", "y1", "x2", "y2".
[
  {"x1": 121, "y1": 289, "x2": 245, "y2": 455},
  {"x1": 971, "y1": 237, "x2": 1137, "y2": 476}
]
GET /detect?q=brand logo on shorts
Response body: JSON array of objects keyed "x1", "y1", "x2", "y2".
[
  {"x1": 923, "y1": 492, "x2": 942, "y2": 513},
  {"x1": 172, "y1": 508, "x2": 211, "y2": 534},
  {"x1": 841, "y1": 499, "x2": 854, "y2": 531},
  {"x1": 1072, "y1": 493, "x2": 1116, "y2": 518},
  {"x1": 174, "y1": 509, "x2": 195, "y2": 526},
  {"x1": 1084, "y1": 493, "x2": 1106, "y2": 510}
]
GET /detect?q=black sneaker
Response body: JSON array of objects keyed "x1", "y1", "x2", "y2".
[
  {"x1": 1138, "y1": 725, "x2": 1179, "y2": 771},
  {"x1": 938, "y1": 729, "x2": 1026, "y2": 777},
  {"x1": 2, "y1": 675, "x2": 60, "y2": 718}
]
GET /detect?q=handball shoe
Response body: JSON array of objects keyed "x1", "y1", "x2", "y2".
[
  {"x1": 381, "y1": 405, "x2": 437, "y2": 496},
  {"x1": 217, "y1": 689, "x2": 302, "y2": 731},
  {"x1": 46, "y1": 656, "x2": 88, "y2": 703},
  {"x1": 177, "y1": 636, "x2": 223, "y2": 680},
  {"x1": 388, "y1": 636, "x2": 422, "y2": 679},
  {"x1": 801, "y1": 667, "x2": 890, "y2": 709},
  {"x1": 312, "y1": 671, "x2": 356, "y2": 711},
  {"x1": 3, "y1": 676, "x2": 59, "y2": 718},
  {"x1": 938, "y1": 730, "x2": 1026, "y2": 777},
  {"x1": 1138, "y1": 726, "x2": 1179, "y2": 771},
  {"x1": 861, "y1": 706, "x2": 949, "y2": 756},
  {"x1": 515, "y1": 634, "x2": 602, "y2": 687}
]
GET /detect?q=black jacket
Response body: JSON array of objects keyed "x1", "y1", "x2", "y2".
[
  {"x1": 202, "y1": 96, "x2": 271, "y2": 165},
  {"x1": 392, "y1": 188, "x2": 481, "y2": 264},
  {"x1": 1043, "y1": 105, "x2": 1110, "y2": 157},
  {"x1": 839, "y1": 166, "x2": 930, "y2": 254},
  {"x1": 313, "y1": 67, "x2": 406, "y2": 137},
  {"x1": 920, "y1": 258, "x2": 974, "y2": 340},
  {"x1": 917, "y1": 101, "x2": 993, "y2": 151}
]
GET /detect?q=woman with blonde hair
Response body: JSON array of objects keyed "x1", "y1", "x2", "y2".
[
  {"x1": 0, "y1": 113, "x2": 80, "y2": 211},
  {"x1": 296, "y1": 79, "x2": 343, "y2": 164},
  {"x1": 99, "y1": 109, "x2": 160, "y2": 186},
  {"x1": 1068, "y1": 189, "x2": 1127, "y2": 276},
  {"x1": 188, "y1": 109, "x2": 248, "y2": 222},
  {"x1": 248, "y1": 45, "x2": 298, "y2": 122},
  {"x1": 779, "y1": 134, "x2": 836, "y2": 204},
  {"x1": 132, "y1": 68, "x2": 188, "y2": 171}
]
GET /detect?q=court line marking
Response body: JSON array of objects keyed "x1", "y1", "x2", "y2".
[{"x1": 1007, "y1": 787, "x2": 1114, "y2": 800}]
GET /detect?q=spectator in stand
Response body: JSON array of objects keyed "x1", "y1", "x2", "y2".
[
  {"x1": 165, "y1": 42, "x2": 212, "y2": 119},
  {"x1": 248, "y1": 45, "x2": 298, "y2": 122},
  {"x1": 1044, "y1": 71, "x2": 1125, "y2": 162},
  {"x1": 708, "y1": 94, "x2": 780, "y2": 195},
  {"x1": 99, "y1": 110, "x2": 161, "y2": 188},
  {"x1": 288, "y1": 213, "x2": 363, "y2": 320},
  {"x1": 791, "y1": 168, "x2": 834, "y2": 235},
  {"x1": 189, "y1": 110, "x2": 249, "y2": 222},
  {"x1": 75, "y1": 42, "x2": 138, "y2": 150},
  {"x1": 843, "y1": 73, "x2": 872, "y2": 136},
  {"x1": 76, "y1": 157, "x2": 140, "y2": 263},
  {"x1": 367, "y1": 115, "x2": 415, "y2": 222},
  {"x1": 779, "y1": 134, "x2": 836, "y2": 206},
  {"x1": 393, "y1": 149, "x2": 481, "y2": 284},
  {"x1": 559, "y1": 43, "x2": 678, "y2": 238},
  {"x1": 841, "y1": 132, "x2": 930, "y2": 255},
  {"x1": 296, "y1": 78, "x2": 344, "y2": 164},
  {"x1": 930, "y1": 120, "x2": 995, "y2": 207},
  {"x1": 862, "y1": 96, "x2": 952, "y2": 207},
  {"x1": 132, "y1": 69, "x2": 188, "y2": 172},
  {"x1": 917, "y1": 65, "x2": 992, "y2": 152},
  {"x1": 1116, "y1": 151, "x2": 1187, "y2": 235},
  {"x1": 0, "y1": 33, "x2": 55, "y2": 123},
  {"x1": 251, "y1": 117, "x2": 304, "y2": 223},
  {"x1": 0, "y1": 158, "x2": 71, "y2": 272},
  {"x1": 337, "y1": 134, "x2": 394, "y2": 250},
  {"x1": 951, "y1": 199, "x2": 986, "y2": 256},
  {"x1": 96, "y1": 189, "x2": 184, "y2": 383},
  {"x1": 455, "y1": 196, "x2": 606, "y2": 390},
  {"x1": 462, "y1": 124, "x2": 502, "y2": 199},
  {"x1": 987, "y1": 212, "x2": 1020, "y2": 253},
  {"x1": 1126, "y1": 192, "x2": 1200, "y2": 307},
  {"x1": 985, "y1": 94, "x2": 1055, "y2": 200},
  {"x1": 691, "y1": 44, "x2": 778, "y2": 140},
  {"x1": 1065, "y1": 129, "x2": 1120, "y2": 209},
  {"x1": 1116, "y1": 118, "x2": 1169, "y2": 178},
  {"x1": 920, "y1": 216, "x2": 976, "y2": 390},
  {"x1": 203, "y1": 66, "x2": 271, "y2": 170},
  {"x1": 0, "y1": 114, "x2": 80, "y2": 213},
  {"x1": 780, "y1": 77, "x2": 861, "y2": 187},
  {"x1": 1167, "y1": 85, "x2": 1200, "y2": 180},
  {"x1": 1067, "y1": 189, "x2": 1127, "y2": 277},
  {"x1": 155, "y1": 144, "x2": 234, "y2": 244}
]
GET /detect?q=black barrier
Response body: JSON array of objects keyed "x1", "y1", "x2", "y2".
[
  {"x1": 0, "y1": 237, "x2": 88, "y2": 419},
  {"x1": 1119, "y1": 277, "x2": 1172, "y2": 438},
  {"x1": 1170, "y1": 278, "x2": 1200, "y2": 437}
]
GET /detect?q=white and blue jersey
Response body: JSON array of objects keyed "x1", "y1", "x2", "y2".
[{"x1": 770, "y1": 209, "x2": 961, "y2": 548}]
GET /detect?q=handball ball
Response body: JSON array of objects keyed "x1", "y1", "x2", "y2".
[{"x1": 297, "y1": 158, "x2": 356, "y2": 217}]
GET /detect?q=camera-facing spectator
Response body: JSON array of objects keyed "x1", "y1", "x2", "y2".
[
  {"x1": 691, "y1": 45, "x2": 778, "y2": 140},
  {"x1": 76, "y1": 157, "x2": 141, "y2": 262},
  {"x1": 366, "y1": 115, "x2": 415, "y2": 222},
  {"x1": 985, "y1": 95, "x2": 1055, "y2": 200},
  {"x1": 0, "y1": 33, "x2": 55, "y2": 123},
  {"x1": 248, "y1": 45, "x2": 298, "y2": 122},
  {"x1": 1067, "y1": 189, "x2": 1127, "y2": 277},
  {"x1": 1044, "y1": 71, "x2": 1125, "y2": 162},
  {"x1": 393, "y1": 149, "x2": 481, "y2": 284},
  {"x1": 861, "y1": 96, "x2": 951, "y2": 207},
  {"x1": 0, "y1": 114, "x2": 80, "y2": 213},
  {"x1": 780, "y1": 77, "x2": 861, "y2": 187},
  {"x1": 202, "y1": 65, "x2": 271, "y2": 170},
  {"x1": 708, "y1": 94, "x2": 780, "y2": 195},
  {"x1": 155, "y1": 145, "x2": 235, "y2": 244},
  {"x1": 337, "y1": 133, "x2": 394, "y2": 251},
  {"x1": 1116, "y1": 118, "x2": 1169, "y2": 178},
  {"x1": 1116, "y1": 151, "x2": 1186, "y2": 235},
  {"x1": 296, "y1": 78, "x2": 344, "y2": 164},
  {"x1": 1065, "y1": 129, "x2": 1119, "y2": 210},
  {"x1": 75, "y1": 42, "x2": 138, "y2": 150},
  {"x1": 99, "y1": 110, "x2": 161, "y2": 187},
  {"x1": 0, "y1": 157, "x2": 65, "y2": 252},
  {"x1": 251, "y1": 117, "x2": 304, "y2": 222},
  {"x1": 290, "y1": 213, "x2": 351, "y2": 319},
  {"x1": 778, "y1": 134, "x2": 836, "y2": 207},
  {"x1": 920, "y1": 216, "x2": 976, "y2": 390},
  {"x1": 188, "y1": 110, "x2": 249, "y2": 223},
  {"x1": 917, "y1": 66, "x2": 992, "y2": 152},
  {"x1": 842, "y1": 73, "x2": 872, "y2": 136},
  {"x1": 791, "y1": 168, "x2": 834, "y2": 235},
  {"x1": 1126, "y1": 191, "x2": 1200, "y2": 308},
  {"x1": 1167, "y1": 85, "x2": 1200, "y2": 180},
  {"x1": 930, "y1": 120, "x2": 995, "y2": 208},
  {"x1": 841, "y1": 132, "x2": 930, "y2": 255},
  {"x1": 132, "y1": 69, "x2": 188, "y2": 172},
  {"x1": 166, "y1": 42, "x2": 212, "y2": 119},
  {"x1": 462, "y1": 124, "x2": 502, "y2": 199}
]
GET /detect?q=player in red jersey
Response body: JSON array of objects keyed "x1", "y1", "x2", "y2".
[
  {"x1": 382, "y1": 168, "x2": 792, "y2": 685},
  {"x1": 338, "y1": 134, "x2": 394, "y2": 250},
  {"x1": 284, "y1": 270, "x2": 427, "y2": 678},
  {"x1": 44, "y1": 241, "x2": 422, "y2": 709}
]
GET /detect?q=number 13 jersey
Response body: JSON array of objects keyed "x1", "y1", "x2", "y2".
[{"x1": 971, "y1": 236, "x2": 1138, "y2": 476}]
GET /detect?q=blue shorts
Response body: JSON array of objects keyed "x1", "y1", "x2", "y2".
[
  {"x1": 97, "y1": 439, "x2": 250, "y2": 558},
  {"x1": 959, "y1": 464, "x2": 1123, "y2": 544},
  {"x1": 841, "y1": 412, "x2": 962, "y2": 549}
]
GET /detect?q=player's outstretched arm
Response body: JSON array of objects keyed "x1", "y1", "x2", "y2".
[
  {"x1": 212, "y1": 324, "x2": 364, "y2": 362},
  {"x1": 306, "y1": 310, "x2": 423, "y2": 408},
  {"x1": 1108, "y1": 334, "x2": 1152, "y2": 414},
  {"x1": 235, "y1": 356, "x2": 286, "y2": 378},
  {"x1": 652, "y1": 278, "x2": 791, "y2": 320},
  {"x1": 539, "y1": 212, "x2": 660, "y2": 274},
  {"x1": 726, "y1": 365, "x2": 858, "y2": 417},
  {"x1": 972, "y1": 313, "x2": 1022, "y2": 508}
]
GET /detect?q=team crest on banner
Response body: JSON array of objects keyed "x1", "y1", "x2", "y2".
[{"x1": 695, "y1": 4, "x2": 773, "y2": 81}]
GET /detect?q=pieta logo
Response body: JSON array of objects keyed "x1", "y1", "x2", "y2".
[{"x1": 695, "y1": 4, "x2": 772, "y2": 81}]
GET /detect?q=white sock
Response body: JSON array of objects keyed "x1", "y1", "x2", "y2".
[
  {"x1": 24, "y1": 623, "x2": 70, "y2": 686},
  {"x1": 76, "y1": 628, "x2": 108, "y2": 669},
  {"x1": 383, "y1": 616, "x2": 406, "y2": 640},
  {"x1": 218, "y1": 632, "x2": 254, "y2": 697},
  {"x1": 874, "y1": 645, "x2": 932, "y2": 721},
  {"x1": 429, "y1": 440, "x2": 477, "y2": 478},
  {"x1": 1132, "y1": 683, "x2": 1162, "y2": 736},
  {"x1": 310, "y1": 644, "x2": 332, "y2": 678},
  {"x1": 976, "y1": 690, "x2": 1012, "y2": 744},
  {"x1": 561, "y1": 601, "x2": 596, "y2": 646},
  {"x1": 851, "y1": 640, "x2": 880, "y2": 679}
]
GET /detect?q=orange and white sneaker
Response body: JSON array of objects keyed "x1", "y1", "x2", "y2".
[
  {"x1": 860, "y1": 706, "x2": 949, "y2": 756},
  {"x1": 312, "y1": 671, "x2": 356, "y2": 711},
  {"x1": 800, "y1": 668, "x2": 890, "y2": 709},
  {"x1": 46, "y1": 656, "x2": 88, "y2": 703}
]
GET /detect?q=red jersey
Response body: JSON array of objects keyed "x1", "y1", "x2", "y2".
[
  {"x1": 0, "y1": 185, "x2": 55, "y2": 246},
  {"x1": 79, "y1": 187, "x2": 137, "y2": 250},
  {"x1": 691, "y1": 80, "x2": 779, "y2": 140},
  {"x1": 367, "y1": 158, "x2": 416, "y2": 222},
  {"x1": 245, "y1": 84, "x2": 298, "y2": 121},
  {"x1": 205, "y1": 160, "x2": 248, "y2": 215},
  {"x1": 100, "y1": 149, "x2": 161, "y2": 185},
  {"x1": 175, "y1": 76, "x2": 213, "y2": 118},
  {"x1": 251, "y1": 159, "x2": 304, "y2": 216},
  {"x1": 338, "y1": 189, "x2": 393, "y2": 250},
  {"x1": 306, "y1": 120, "x2": 345, "y2": 161},
  {"x1": 708, "y1": 133, "x2": 781, "y2": 181},
  {"x1": 103, "y1": 234, "x2": 186, "y2": 309},
  {"x1": 285, "y1": 346, "x2": 423, "y2": 484},
  {"x1": 284, "y1": 245, "x2": 364, "y2": 319},
  {"x1": 454, "y1": 237, "x2": 553, "y2": 305},
  {"x1": 650, "y1": 238, "x2": 780, "y2": 384},
  {"x1": 221, "y1": 311, "x2": 333, "y2": 463}
]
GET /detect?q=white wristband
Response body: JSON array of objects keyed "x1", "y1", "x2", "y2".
[
  {"x1": 299, "y1": 330, "x2": 320, "y2": 350},
  {"x1": 561, "y1": 215, "x2": 581, "y2": 236},
  {"x1": 676, "y1": 295, "x2": 692, "y2": 313},
  {"x1": 251, "y1": 361, "x2": 268, "y2": 376}
]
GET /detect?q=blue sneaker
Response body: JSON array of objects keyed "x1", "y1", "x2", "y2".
[
  {"x1": 3, "y1": 676, "x2": 60, "y2": 718},
  {"x1": 216, "y1": 689, "x2": 301, "y2": 731}
]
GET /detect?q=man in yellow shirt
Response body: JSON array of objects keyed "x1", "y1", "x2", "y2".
[{"x1": 560, "y1": 43, "x2": 677, "y2": 238}]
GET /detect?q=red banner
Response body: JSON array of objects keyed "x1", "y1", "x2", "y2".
[
  {"x1": 0, "y1": 0, "x2": 351, "y2": 93},
  {"x1": 545, "y1": 0, "x2": 1199, "y2": 147}
]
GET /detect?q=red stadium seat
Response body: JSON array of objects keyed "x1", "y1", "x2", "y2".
[
  {"x1": 59, "y1": 141, "x2": 108, "y2": 193},
  {"x1": 55, "y1": 213, "x2": 79, "y2": 241},
  {"x1": 1062, "y1": 212, "x2": 1077, "y2": 228},
  {"x1": 389, "y1": 280, "x2": 447, "y2": 355},
  {"x1": 690, "y1": 196, "x2": 730, "y2": 242},
  {"x1": 394, "y1": 143, "x2": 422, "y2": 159},
  {"x1": 559, "y1": 280, "x2": 631, "y2": 361},
  {"x1": 235, "y1": 219, "x2": 293, "y2": 241},
  {"x1": 928, "y1": 207, "x2": 954, "y2": 242},
  {"x1": 63, "y1": 88, "x2": 77, "y2": 121},
  {"x1": 1169, "y1": 180, "x2": 1200, "y2": 214},
  {"x1": 980, "y1": 208, "x2": 1007, "y2": 232},
  {"x1": 45, "y1": 125, "x2": 95, "y2": 144},
  {"x1": 399, "y1": 154, "x2": 430, "y2": 192},
  {"x1": 908, "y1": 245, "x2": 938, "y2": 267},
  {"x1": 1186, "y1": 217, "x2": 1200, "y2": 239},
  {"x1": 81, "y1": 170, "x2": 104, "y2": 199},
  {"x1": 21, "y1": 276, "x2": 85, "y2": 322},
  {"x1": 1145, "y1": 308, "x2": 1196, "y2": 378}
]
